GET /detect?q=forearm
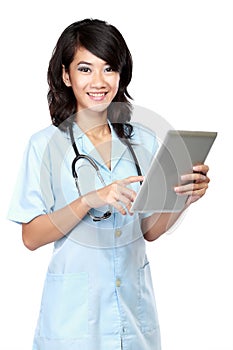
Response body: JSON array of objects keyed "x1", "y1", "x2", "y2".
[
  {"x1": 22, "y1": 176, "x2": 143, "y2": 251},
  {"x1": 141, "y1": 167, "x2": 210, "y2": 242},
  {"x1": 22, "y1": 196, "x2": 90, "y2": 250},
  {"x1": 142, "y1": 207, "x2": 188, "y2": 241}
]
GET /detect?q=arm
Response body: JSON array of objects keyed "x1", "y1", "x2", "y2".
[
  {"x1": 22, "y1": 196, "x2": 90, "y2": 251},
  {"x1": 141, "y1": 209, "x2": 187, "y2": 242},
  {"x1": 22, "y1": 175, "x2": 143, "y2": 250},
  {"x1": 142, "y1": 164, "x2": 210, "y2": 241}
]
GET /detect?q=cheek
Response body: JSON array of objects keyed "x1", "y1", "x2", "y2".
[
  {"x1": 71, "y1": 77, "x2": 88, "y2": 97},
  {"x1": 111, "y1": 76, "x2": 120, "y2": 94},
  {"x1": 74, "y1": 75, "x2": 85, "y2": 88}
]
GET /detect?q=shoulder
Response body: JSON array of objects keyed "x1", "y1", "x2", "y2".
[
  {"x1": 130, "y1": 122, "x2": 158, "y2": 152},
  {"x1": 26, "y1": 125, "x2": 64, "y2": 160},
  {"x1": 131, "y1": 122, "x2": 156, "y2": 140},
  {"x1": 29, "y1": 124, "x2": 58, "y2": 145},
  {"x1": 29, "y1": 124, "x2": 68, "y2": 149}
]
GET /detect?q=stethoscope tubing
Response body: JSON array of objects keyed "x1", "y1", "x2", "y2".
[{"x1": 68, "y1": 123, "x2": 142, "y2": 221}]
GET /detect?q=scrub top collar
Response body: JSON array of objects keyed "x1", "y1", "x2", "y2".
[{"x1": 64, "y1": 119, "x2": 128, "y2": 173}]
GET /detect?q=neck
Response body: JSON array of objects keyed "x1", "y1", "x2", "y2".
[{"x1": 75, "y1": 108, "x2": 110, "y2": 138}]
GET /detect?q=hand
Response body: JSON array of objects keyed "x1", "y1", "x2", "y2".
[
  {"x1": 82, "y1": 176, "x2": 144, "y2": 215},
  {"x1": 174, "y1": 164, "x2": 210, "y2": 206}
]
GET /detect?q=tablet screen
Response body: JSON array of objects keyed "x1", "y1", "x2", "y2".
[{"x1": 131, "y1": 130, "x2": 217, "y2": 213}]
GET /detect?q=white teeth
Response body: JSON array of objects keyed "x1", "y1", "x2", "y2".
[{"x1": 89, "y1": 92, "x2": 105, "y2": 97}]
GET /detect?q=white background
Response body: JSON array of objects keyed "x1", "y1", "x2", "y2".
[{"x1": 1, "y1": 0, "x2": 232, "y2": 349}]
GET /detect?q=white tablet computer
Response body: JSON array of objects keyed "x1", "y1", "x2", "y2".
[{"x1": 131, "y1": 130, "x2": 217, "y2": 213}]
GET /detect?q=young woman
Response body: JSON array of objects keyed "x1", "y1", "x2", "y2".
[{"x1": 8, "y1": 19, "x2": 209, "y2": 350}]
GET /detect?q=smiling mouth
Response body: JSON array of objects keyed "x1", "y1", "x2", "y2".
[{"x1": 87, "y1": 92, "x2": 107, "y2": 97}]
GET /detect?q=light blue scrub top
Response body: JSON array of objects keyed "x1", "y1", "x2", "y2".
[{"x1": 8, "y1": 121, "x2": 161, "y2": 350}]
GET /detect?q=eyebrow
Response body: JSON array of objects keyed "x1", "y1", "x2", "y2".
[{"x1": 77, "y1": 61, "x2": 92, "y2": 66}]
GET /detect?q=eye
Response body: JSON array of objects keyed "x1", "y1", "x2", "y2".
[
  {"x1": 77, "y1": 65, "x2": 91, "y2": 73},
  {"x1": 104, "y1": 65, "x2": 114, "y2": 73}
]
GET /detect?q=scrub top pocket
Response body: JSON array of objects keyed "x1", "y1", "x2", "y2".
[{"x1": 39, "y1": 272, "x2": 89, "y2": 339}]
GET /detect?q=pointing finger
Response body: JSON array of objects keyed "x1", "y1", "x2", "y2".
[{"x1": 120, "y1": 176, "x2": 144, "y2": 185}]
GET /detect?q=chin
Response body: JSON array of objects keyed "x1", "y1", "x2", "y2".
[{"x1": 88, "y1": 102, "x2": 110, "y2": 114}]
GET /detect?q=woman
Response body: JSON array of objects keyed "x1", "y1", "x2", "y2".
[{"x1": 8, "y1": 19, "x2": 209, "y2": 350}]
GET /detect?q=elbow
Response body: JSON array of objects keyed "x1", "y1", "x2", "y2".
[
  {"x1": 143, "y1": 228, "x2": 166, "y2": 242},
  {"x1": 22, "y1": 235, "x2": 38, "y2": 251},
  {"x1": 22, "y1": 226, "x2": 39, "y2": 251},
  {"x1": 144, "y1": 234, "x2": 156, "y2": 242}
]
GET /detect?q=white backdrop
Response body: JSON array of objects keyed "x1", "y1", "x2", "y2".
[{"x1": 1, "y1": 1, "x2": 232, "y2": 349}]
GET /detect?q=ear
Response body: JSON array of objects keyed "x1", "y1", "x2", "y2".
[{"x1": 62, "y1": 65, "x2": 72, "y2": 87}]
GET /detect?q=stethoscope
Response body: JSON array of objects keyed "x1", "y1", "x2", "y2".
[{"x1": 69, "y1": 124, "x2": 142, "y2": 222}]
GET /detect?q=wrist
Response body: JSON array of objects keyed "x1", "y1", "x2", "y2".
[{"x1": 80, "y1": 195, "x2": 92, "y2": 212}]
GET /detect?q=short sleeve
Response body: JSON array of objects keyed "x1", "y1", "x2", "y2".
[{"x1": 7, "y1": 134, "x2": 55, "y2": 224}]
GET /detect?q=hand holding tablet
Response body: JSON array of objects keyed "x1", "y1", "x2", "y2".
[{"x1": 131, "y1": 130, "x2": 217, "y2": 213}]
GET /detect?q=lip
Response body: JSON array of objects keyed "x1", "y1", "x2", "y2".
[{"x1": 87, "y1": 92, "x2": 108, "y2": 101}]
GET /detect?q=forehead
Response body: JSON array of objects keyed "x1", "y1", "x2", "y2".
[{"x1": 72, "y1": 46, "x2": 107, "y2": 65}]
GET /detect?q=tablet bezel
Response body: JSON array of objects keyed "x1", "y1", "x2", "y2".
[{"x1": 131, "y1": 130, "x2": 217, "y2": 213}]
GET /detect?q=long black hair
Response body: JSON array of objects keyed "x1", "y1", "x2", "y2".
[{"x1": 47, "y1": 19, "x2": 134, "y2": 138}]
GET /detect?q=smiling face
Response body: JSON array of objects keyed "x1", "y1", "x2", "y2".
[{"x1": 62, "y1": 46, "x2": 120, "y2": 114}]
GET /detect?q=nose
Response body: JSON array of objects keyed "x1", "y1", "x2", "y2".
[{"x1": 90, "y1": 70, "x2": 106, "y2": 89}]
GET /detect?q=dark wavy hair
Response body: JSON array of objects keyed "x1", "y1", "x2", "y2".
[{"x1": 47, "y1": 18, "x2": 134, "y2": 138}]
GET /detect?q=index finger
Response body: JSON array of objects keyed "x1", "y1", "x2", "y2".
[{"x1": 120, "y1": 176, "x2": 144, "y2": 185}]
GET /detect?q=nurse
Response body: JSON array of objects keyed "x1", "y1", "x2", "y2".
[{"x1": 8, "y1": 19, "x2": 210, "y2": 350}]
